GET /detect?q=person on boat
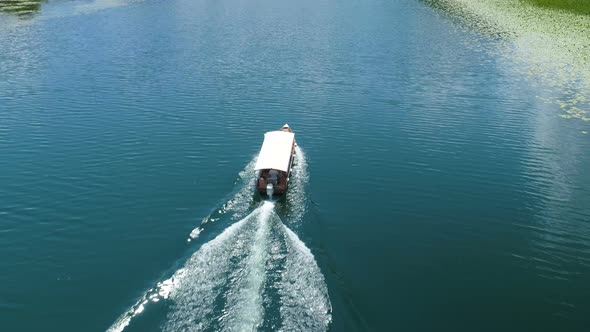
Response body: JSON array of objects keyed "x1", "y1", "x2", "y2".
[
  {"x1": 269, "y1": 169, "x2": 280, "y2": 185},
  {"x1": 257, "y1": 173, "x2": 266, "y2": 187},
  {"x1": 280, "y1": 124, "x2": 293, "y2": 133}
]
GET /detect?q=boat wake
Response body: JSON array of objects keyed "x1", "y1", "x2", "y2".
[
  {"x1": 284, "y1": 147, "x2": 309, "y2": 228},
  {"x1": 107, "y1": 148, "x2": 331, "y2": 332}
]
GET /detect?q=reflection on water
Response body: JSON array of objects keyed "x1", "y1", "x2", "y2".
[{"x1": 0, "y1": 0, "x2": 43, "y2": 16}]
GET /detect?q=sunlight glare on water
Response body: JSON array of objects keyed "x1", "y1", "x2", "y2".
[{"x1": 1, "y1": 0, "x2": 590, "y2": 331}]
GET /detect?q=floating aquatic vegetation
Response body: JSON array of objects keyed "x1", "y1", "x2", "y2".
[
  {"x1": 525, "y1": 0, "x2": 590, "y2": 15},
  {"x1": 425, "y1": 0, "x2": 590, "y2": 124},
  {"x1": 0, "y1": 0, "x2": 42, "y2": 16}
]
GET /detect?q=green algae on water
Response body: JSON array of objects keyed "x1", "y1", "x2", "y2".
[
  {"x1": 425, "y1": 0, "x2": 590, "y2": 123},
  {"x1": 525, "y1": 0, "x2": 590, "y2": 15},
  {"x1": 0, "y1": 0, "x2": 42, "y2": 16}
]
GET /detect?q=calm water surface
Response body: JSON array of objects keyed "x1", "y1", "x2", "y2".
[{"x1": 1, "y1": 0, "x2": 590, "y2": 331}]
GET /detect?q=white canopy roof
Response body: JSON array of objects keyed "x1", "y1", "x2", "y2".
[{"x1": 254, "y1": 131, "x2": 295, "y2": 172}]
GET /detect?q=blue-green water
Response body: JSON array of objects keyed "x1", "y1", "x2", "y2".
[{"x1": 1, "y1": 0, "x2": 590, "y2": 331}]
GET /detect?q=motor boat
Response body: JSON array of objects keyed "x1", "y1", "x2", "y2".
[{"x1": 254, "y1": 124, "x2": 296, "y2": 197}]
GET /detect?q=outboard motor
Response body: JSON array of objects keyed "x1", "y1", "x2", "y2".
[{"x1": 266, "y1": 183, "x2": 274, "y2": 198}]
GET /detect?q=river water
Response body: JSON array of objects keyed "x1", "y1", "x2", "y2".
[{"x1": 1, "y1": 0, "x2": 589, "y2": 331}]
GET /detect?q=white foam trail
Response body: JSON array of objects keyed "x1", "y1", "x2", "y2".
[
  {"x1": 187, "y1": 227, "x2": 202, "y2": 241},
  {"x1": 109, "y1": 203, "x2": 332, "y2": 332},
  {"x1": 109, "y1": 152, "x2": 332, "y2": 332},
  {"x1": 110, "y1": 156, "x2": 259, "y2": 331},
  {"x1": 219, "y1": 202, "x2": 274, "y2": 331},
  {"x1": 278, "y1": 225, "x2": 332, "y2": 331},
  {"x1": 163, "y1": 205, "x2": 268, "y2": 331},
  {"x1": 225, "y1": 156, "x2": 259, "y2": 221},
  {"x1": 107, "y1": 304, "x2": 135, "y2": 332},
  {"x1": 187, "y1": 156, "x2": 257, "y2": 241},
  {"x1": 108, "y1": 206, "x2": 263, "y2": 332},
  {"x1": 164, "y1": 204, "x2": 331, "y2": 332},
  {"x1": 285, "y1": 146, "x2": 309, "y2": 225}
]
